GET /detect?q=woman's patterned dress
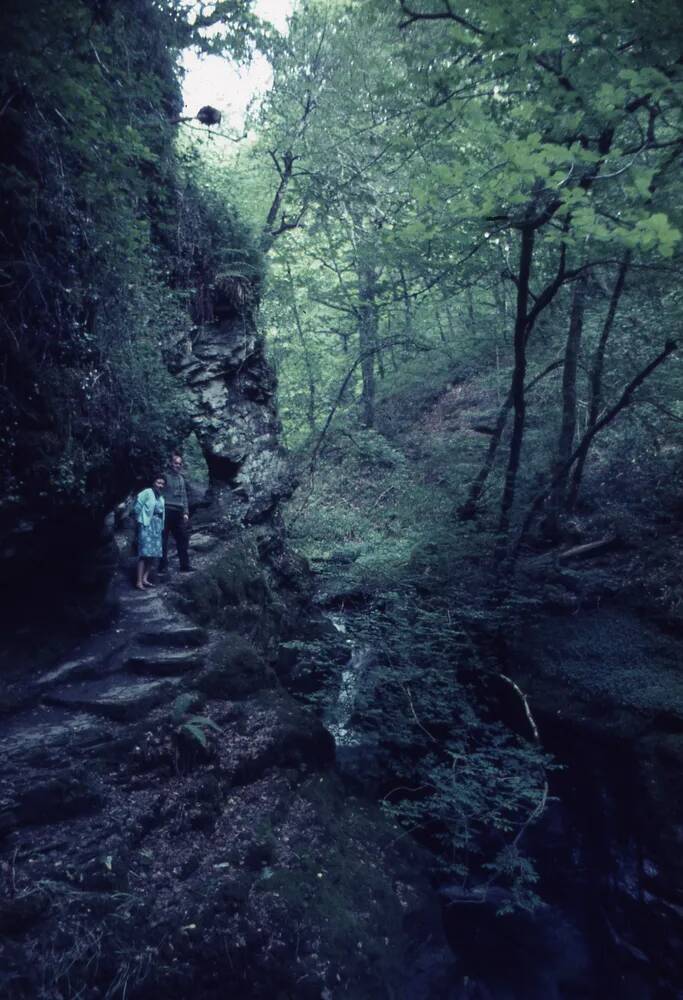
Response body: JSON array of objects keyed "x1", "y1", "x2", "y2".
[{"x1": 137, "y1": 497, "x2": 164, "y2": 558}]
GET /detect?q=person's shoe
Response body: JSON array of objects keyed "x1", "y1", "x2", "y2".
[{"x1": 179, "y1": 566, "x2": 193, "y2": 573}]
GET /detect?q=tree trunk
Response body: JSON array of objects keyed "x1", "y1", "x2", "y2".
[
  {"x1": 286, "y1": 263, "x2": 316, "y2": 433},
  {"x1": 459, "y1": 388, "x2": 513, "y2": 519},
  {"x1": 515, "y1": 338, "x2": 678, "y2": 549},
  {"x1": 567, "y1": 252, "x2": 631, "y2": 509},
  {"x1": 459, "y1": 358, "x2": 564, "y2": 520},
  {"x1": 545, "y1": 271, "x2": 587, "y2": 535},
  {"x1": 435, "y1": 309, "x2": 448, "y2": 346},
  {"x1": 399, "y1": 265, "x2": 413, "y2": 341},
  {"x1": 358, "y1": 262, "x2": 378, "y2": 428},
  {"x1": 461, "y1": 236, "x2": 569, "y2": 521},
  {"x1": 376, "y1": 318, "x2": 386, "y2": 380},
  {"x1": 497, "y1": 226, "x2": 535, "y2": 539},
  {"x1": 387, "y1": 316, "x2": 399, "y2": 371}
]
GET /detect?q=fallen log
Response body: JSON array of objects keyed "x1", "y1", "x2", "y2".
[{"x1": 557, "y1": 532, "x2": 617, "y2": 563}]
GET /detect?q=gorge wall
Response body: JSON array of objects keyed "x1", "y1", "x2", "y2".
[{"x1": 0, "y1": 0, "x2": 295, "y2": 635}]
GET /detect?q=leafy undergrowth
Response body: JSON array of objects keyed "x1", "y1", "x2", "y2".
[
  {"x1": 281, "y1": 362, "x2": 683, "y2": 918},
  {"x1": 283, "y1": 419, "x2": 552, "y2": 910},
  {"x1": 286, "y1": 426, "x2": 460, "y2": 596}
]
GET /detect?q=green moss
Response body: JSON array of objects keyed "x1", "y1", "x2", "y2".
[
  {"x1": 196, "y1": 633, "x2": 272, "y2": 698},
  {"x1": 529, "y1": 608, "x2": 683, "y2": 719},
  {"x1": 177, "y1": 539, "x2": 294, "y2": 654},
  {"x1": 180, "y1": 543, "x2": 269, "y2": 625},
  {"x1": 253, "y1": 777, "x2": 409, "y2": 997}
]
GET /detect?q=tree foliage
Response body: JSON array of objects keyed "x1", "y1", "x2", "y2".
[
  {"x1": 236, "y1": 0, "x2": 682, "y2": 542},
  {"x1": 206, "y1": 0, "x2": 683, "y2": 908}
]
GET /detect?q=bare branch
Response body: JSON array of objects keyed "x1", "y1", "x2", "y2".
[{"x1": 398, "y1": 0, "x2": 485, "y2": 35}]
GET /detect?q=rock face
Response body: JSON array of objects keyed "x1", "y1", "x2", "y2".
[
  {"x1": 0, "y1": 267, "x2": 297, "y2": 638},
  {"x1": 170, "y1": 283, "x2": 294, "y2": 532}
]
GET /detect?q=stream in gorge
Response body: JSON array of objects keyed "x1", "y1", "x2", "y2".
[{"x1": 319, "y1": 606, "x2": 683, "y2": 999}]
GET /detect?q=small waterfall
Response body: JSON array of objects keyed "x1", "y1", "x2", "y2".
[{"x1": 324, "y1": 613, "x2": 373, "y2": 746}]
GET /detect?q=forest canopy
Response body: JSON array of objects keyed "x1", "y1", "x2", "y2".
[{"x1": 207, "y1": 0, "x2": 683, "y2": 562}]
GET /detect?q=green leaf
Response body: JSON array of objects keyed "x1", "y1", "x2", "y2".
[{"x1": 632, "y1": 167, "x2": 655, "y2": 199}]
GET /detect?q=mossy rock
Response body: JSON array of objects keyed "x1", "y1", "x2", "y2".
[
  {"x1": 181, "y1": 543, "x2": 268, "y2": 619},
  {"x1": 195, "y1": 634, "x2": 273, "y2": 698},
  {"x1": 250, "y1": 774, "x2": 452, "y2": 998},
  {"x1": 522, "y1": 608, "x2": 683, "y2": 721}
]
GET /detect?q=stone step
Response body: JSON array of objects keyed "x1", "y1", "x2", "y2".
[
  {"x1": 118, "y1": 587, "x2": 164, "y2": 603},
  {"x1": 35, "y1": 655, "x2": 102, "y2": 689},
  {"x1": 134, "y1": 626, "x2": 208, "y2": 649},
  {"x1": 44, "y1": 676, "x2": 180, "y2": 722},
  {"x1": 117, "y1": 597, "x2": 166, "y2": 618},
  {"x1": 0, "y1": 707, "x2": 115, "y2": 769},
  {"x1": 126, "y1": 650, "x2": 204, "y2": 676}
]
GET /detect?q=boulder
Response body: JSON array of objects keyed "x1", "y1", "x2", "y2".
[{"x1": 195, "y1": 634, "x2": 272, "y2": 699}]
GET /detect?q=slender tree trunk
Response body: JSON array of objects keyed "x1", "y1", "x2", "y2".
[
  {"x1": 459, "y1": 358, "x2": 563, "y2": 519},
  {"x1": 376, "y1": 317, "x2": 386, "y2": 380},
  {"x1": 461, "y1": 235, "x2": 570, "y2": 523},
  {"x1": 497, "y1": 226, "x2": 535, "y2": 538},
  {"x1": 308, "y1": 332, "x2": 413, "y2": 474},
  {"x1": 545, "y1": 271, "x2": 587, "y2": 534},
  {"x1": 493, "y1": 271, "x2": 509, "y2": 341},
  {"x1": 399, "y1": 265, "x2": 413, "y2": 341},
  {"x1": 387, "y1": 316, "x2": 399, "y2": 371},
  {"x1": 358, "y1": 262, "x2": 378, "y2": 428},
  {"x1": 567, "y1": 252, "x2": 631, "y2": 509},
  {"x1": 444, "y1": 301, "x2": 457, "y2": 340},
  {"x1": 435, "y1": 309, "x2": 448, "y2": 346},
  {"x1": 459, "y1": 389, "x2": 513, "y2": 519},
  {"x1": 285, "y1": 263, "x2": 316, "y2": 433},
  {"x1": 261, "y1": 150, "x2": 296, "y2": 253},
  {"x1": 466, "y1": 285, "x2": 475, "y2": 327}
]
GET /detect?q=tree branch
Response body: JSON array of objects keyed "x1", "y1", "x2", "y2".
[
  {"x1": 398, "y1": 0, "x2": 484, "y2": 34},
  {"x1": 516, "y1": 339, "x2": 679, "y2": 548}
]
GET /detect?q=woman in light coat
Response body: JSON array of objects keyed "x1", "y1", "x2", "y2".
[{"x1": 133, "y1": 474, "x2": 166, "y2": 590}]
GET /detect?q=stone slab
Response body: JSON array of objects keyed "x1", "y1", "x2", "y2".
[
  {"x1": 35, "y1": 656, "x2": 102, "y2": 689},
  {"x1": 44, "y1": 676, "x2": 180, "y2": 722},
  {"x1": 190, "y1": 533, "x2": 220, "y2": 554},
  {"x1": 0, "y1": 708, "x2": 114, "y2": 769},
  {"x1": 134, "y1": 627, "x2": 208, "y2": 648},
  {"x1": 126, "y1": 651, "x2": 204, "y2": 676}
]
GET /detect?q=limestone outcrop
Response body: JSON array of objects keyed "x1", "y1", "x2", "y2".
[{"x1": 170, "y1": 280, "x2": 294, "y2": 532}]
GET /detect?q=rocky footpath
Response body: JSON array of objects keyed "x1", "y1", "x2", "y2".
[
  {"x1": 0, "y1": 239, "x2": 463, "y2": 998},
  {"x1": 0, "y1": 528, "x2": 457, "y2": 1000},
  {"x1": 0, "y1": 260, "x2": 294, "y2": 635}
]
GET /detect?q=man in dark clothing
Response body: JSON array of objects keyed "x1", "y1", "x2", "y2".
[{"x1": 159, "y1": 451, "x2": 191, "y2": 572}]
